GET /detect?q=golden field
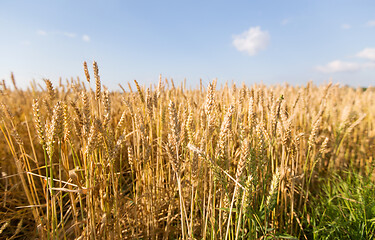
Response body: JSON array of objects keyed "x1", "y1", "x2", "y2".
[{"x1": 0, "y1": 62, "x2": 374, "y2": 239}]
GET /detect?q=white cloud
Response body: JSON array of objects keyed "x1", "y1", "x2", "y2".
[
  {"x1": 341, "y1": 24, "x2": 351, "y2": 29},
  {"x1": 316, "y1": 60, "x2": 361, "y2": 73},
  {"x1": 37, "y1": 30, "x2": 47, "y2": 36},
  {"x1": 318, "y1": 48, "x2": 375, "y2": 74},
  {"x1": 60, "y1": 32, "x2": 76, "y2": 38},
  {"x1": 366, "y1": 20, "x2": 375, "y2": 27},
  {"x1": 36, "y1": 29, "x2": 91, "y2": 42},
  {"x1": 356, "y1": 48, "x2": 375, "y2": 61},
  {"x1": 281, "y1": 18, "x2": 290, "y2": 25},
  {"x1": 232, "y1": 26, "x2": 270, "y2": 56},
  {"x1": 363, "y1": 62, "x2": 375, "y2": 69},
  {"x1": 37, "y1": 30, "x2": 76, "y2": 38},
  {"x1": 82, "y1": 35, "x2": 90, "y2": 42}
]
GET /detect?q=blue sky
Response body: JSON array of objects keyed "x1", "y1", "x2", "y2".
[{"x1": 1, "y1": 0, "x2": 375, "y2": 89}]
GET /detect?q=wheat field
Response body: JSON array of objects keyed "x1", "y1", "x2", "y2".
[{"x1": 0, "y1": 62, "x2": 374, "y2": 239}]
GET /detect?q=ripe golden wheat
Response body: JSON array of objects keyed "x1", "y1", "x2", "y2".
[{"x1": 0, "y1": 63, "x2": 374, "y2": 239}]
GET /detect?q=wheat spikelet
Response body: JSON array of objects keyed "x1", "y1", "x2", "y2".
[
  {"x1": 168, "y1": 101, "x2": 180, "y2": 143},
  {"x1": 70, "y1": 100, "x2": 83, "y2": 131},
  {"x1": 1, "y1": 102, "x2": 14, "y2": 120},
  {"x1": 239, "y1": 86, "x2": 246, "y2": 111},
  {"x1": 242, "y1": 174, "x2": 254, "y2": 211},
  {"x1": 44, "y1": 79, "x2": 55, "y2": 100},
  {"x1": 134, "y1": 112, "x2": 150, "y2": 162},
  {"x1": 51, "y1": 101, "x2": 64, "y2": 139},
  {"x1": 216, "y1": 105, "x2": 234, "y2": 164},
  {"x1": 118, "y1": 84, "x2": 126, "y2": 93},
  {"x1": 266, "y1": 168, "x2": 281, "y2": 211},
  {"x1": 186, "y1": 105, "x2": 194, "y2": 143},
  {"x1": 122, "y1": 97, "x2": 134, "y2": 116},
  {"x1": 270, "y1": 99, "x2": 277, "y2": 135},
  {"x1": 280, "y1": 103, "x2": 292, "y2": 146},
  {"x1": 339, "y1": 106, "x2": 351, "y2": 131},
  {"x1": 268, "y1": 89, "x2": 274, "y2": 106},
  {"x1": 86, "y1": 118, "x2": 101, "y2": 154},
  {"x1": 188, "y1": 142, "x2": 227, "y2": 186},
  {"x1": 293, "y1": 132, "x2": 304, "y2": 153},
  {"x1": 212, "y1": 78, "x2": 217, "y2": 90},
  {"x1": 170, "y1": 78, "x2": 176, "y2": 90},
  {"x1": 153, "y1": 87, "x2": 159, "y2": 108},
  {"x1": 32, "y1": 99, "x2": 45, "y2": 146},
  {"x1": 146, "y1": 88, "x2": 153, "y2": 119},
  {"x1": 199, "y1": 107, "x2": 206, "y2": 133},
  {"x1": 1, "y1": 79, "x2": 6, "y2": 91},
  {"x1": 102, "y1": 90, "x2": 111, "y2": 129},
  {"x1": 271, "y1": 96, "x2": 283, "y2": 136},
  {"x1": 11, "y1": 128, "x2": 24, "y2": 146},
  {"x1": 58, "y1": 77, "x2": 64, "y2": 90},
  {"x1": 282, "y1": 119, "x2": 292, "y2": 147},
  {"x1": 255, "y1": 123, "x2": 267, "y2": 161},
  {"x1": 134, "y1": 80, "x2": 145, "y2": 103},
  {"x1": 319, "y1": 137, "x2": 329, "y2": 154},
  {"x1": 83, "y1": 61, "x2": 90, "y2": 83},
  {"x1": 321, "y1": 82, "x2": 332, "y2": 102},
  {"x1": 258, "y1": 120, "x2": 270, "y2": 145},
  {"x1": 46, "y1": 101, "x2": 63, "y2": 157},
  {"x1": 292, "y1": 90, "x2": 301, "y2": 111},
  {"x1": 166, "y1": 104, "x2": 180, "y2": 172},
  {"x1": 63, "y1": 103, "x2": 73, "y2": 141},
  {"x1": 115, "y1": 109, "x2": 127, "y2": 137},
  {"x1": 157, "y1": 74, "x2": 163, "y2": 98},
  {"x1": 103, "y1": 89, "x2": 111, "y2": 114},
  {"x1": 308, "y1": 116, "x2": 321, "y2": 148},
  {"x1": 93, "y1": 61, "x2": 101, "y2": 101},
  {"x1": 346, "y1": 114, "x2": 366, "y2": 134},
  {"x1": 68, "y1": 168, "x2": 83, "y2": 190},
  {"x1": 13, "y1": 218, "x2": 23, "y2": 237},
  {"x1": 256, "y1": 87, "x2": 264, "y2": 107},
  {"x1": 127, "y1": 82, "x2": 133, "y2": 93},
  {"x1": 232, "y1": 82, "x2": 236, "y2": 98},
  {"x1": 205, "y1": 83, "x2": 214, "y2": 116},
  {"x1": 205, "y1": 83, "x2": 216, "y2": 137},
  {"x1": 236, "y1": 138, "x2": 249, "y2": 182},
  {"x1": 127, "y1": 143, "x2": 135, "y2": 171},
  {"x1": 112, "y1": 132, "x2": 132, "y2": 159},
  {"x1": 10, "y1": 72, "x2": 18, "y2": 91},
  {"x1": 0, "y1": 221, "x2": 10, "y2": 234},
  {"x1": 248, "y1": 96, "x2": 256, "y2": 129},
  {"x1": 43, "y1": 98, "x2": 53, "y2": 117}
]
